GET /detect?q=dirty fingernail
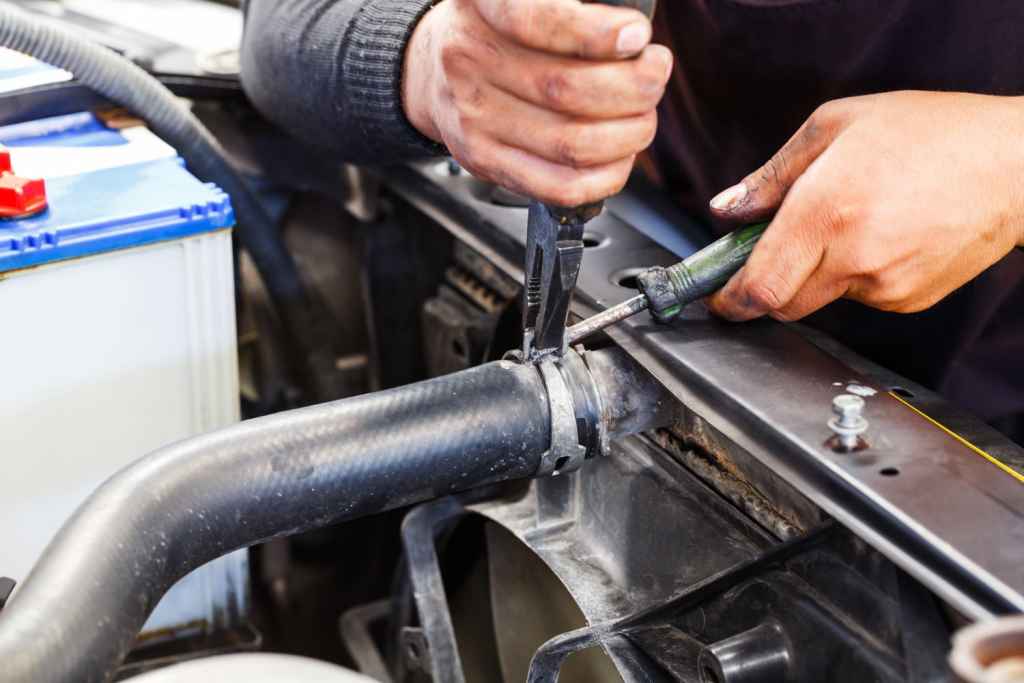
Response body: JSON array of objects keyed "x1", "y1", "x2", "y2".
[
  {"x1": 710, "y1": 183, "x2": 748, "y2": 212},
  {"x1": 616, "y1": 22, "x2": 651, "y2": 57}
]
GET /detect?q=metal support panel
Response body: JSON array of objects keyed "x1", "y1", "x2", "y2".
[{"x1": 382, "y1": 161, "x2": 1024, "y2": 619}]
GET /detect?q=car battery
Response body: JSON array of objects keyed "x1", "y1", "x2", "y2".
[{"x1": 0, "y1": 108, "x2": 246, "y2": 639}]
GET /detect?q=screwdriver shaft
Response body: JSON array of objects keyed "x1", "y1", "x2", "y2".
[
  {"x1": 564, "y1": 222, "x2": 770, "y2": 345},
  {"x1": 565, "y1": 294, "x2": 648, "y2": 346}
]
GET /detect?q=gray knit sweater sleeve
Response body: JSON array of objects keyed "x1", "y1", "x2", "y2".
[{"x1": 241, "y1": 0, "x2": 444, "y2": 164}]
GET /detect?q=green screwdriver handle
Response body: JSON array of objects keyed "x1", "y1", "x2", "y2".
[{"x1": 637, "y1": 222, "x2": 769, "y2": 323}]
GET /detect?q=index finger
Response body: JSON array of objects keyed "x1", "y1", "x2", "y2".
[
  {"x1": 706, "y1": 187, "x2": 829, "y2": 321},
  {"x1": 470, "y1": 0, "x2": 652, "y2": 59}
]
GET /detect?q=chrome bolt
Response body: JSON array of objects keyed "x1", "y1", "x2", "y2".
[
  {"x1": 828, "y1": 394, "x2": 868, "y2": 452},
  {"x1": 833, "y1": 394, "x2": 865, "y2": 425}
]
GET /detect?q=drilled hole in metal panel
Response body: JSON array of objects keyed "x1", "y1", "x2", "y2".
[
  {"x1": 880, "y1": 467, "x2": 900, "y2": 477},
  {"x1": 612, "y1": 268, "x2": 645, "y2": 290}
]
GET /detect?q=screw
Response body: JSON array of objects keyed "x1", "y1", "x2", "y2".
[{"x1": 828, "y1": 394, "x2": 868, "y2": 452}]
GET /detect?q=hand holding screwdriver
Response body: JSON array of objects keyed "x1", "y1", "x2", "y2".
[{"x1": 566, "y1": 222, "x2": 770, "y2": 345}]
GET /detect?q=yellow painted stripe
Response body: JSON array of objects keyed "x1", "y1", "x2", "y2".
[{"x1": 889, "y1": 392, "x2": 1024, "y2": 485}]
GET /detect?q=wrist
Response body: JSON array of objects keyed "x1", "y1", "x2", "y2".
[{"x1": 402, "y1": 1, "x2": 444, "y2": 143}]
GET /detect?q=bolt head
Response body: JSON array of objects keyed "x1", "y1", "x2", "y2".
[{"x1": 832, "y1": 394, "x2": 865, "y2": 418}]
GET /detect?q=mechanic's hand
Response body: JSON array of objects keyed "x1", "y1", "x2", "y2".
[
  {"x1": 706, "y1": 91, "x2": 1024, "y2": 322},
  {"x1": 402, "y1": 0, "x2": 673, "y2": 207}
]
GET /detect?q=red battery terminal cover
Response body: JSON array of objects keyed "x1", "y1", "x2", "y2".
[{"x1": 0, "y1": 145, "x2": 48, "y2": 220}]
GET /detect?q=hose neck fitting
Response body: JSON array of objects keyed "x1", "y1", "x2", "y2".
[{"x1": 531, "y1": 347, "x2": 674, "y2": 478}]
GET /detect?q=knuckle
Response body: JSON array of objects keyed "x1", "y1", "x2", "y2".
[
  {"x1": 477, "y1": 35, "x2": 503, "y2": 61},
  {"x1": 756, "y1": 149, "x2": 790, "y2": 190},
  {"x1": 463, "y1": 84, "x2": 487, "y2": 109},
  {"x1": 811, "y1": 99, "x2": 847, "y2": 126},
  {"x1": 818, "y1": 202, "x2": 858, "y2": 235},
  {"x1": 453, "y1": 145, "x2": 480, "y2": 175},
  {"x1": 454, "y1": 109, "x2": 477, "y2": 134},
  {"x1": 808, "y1": 99, "x2": 851, "y2": 135},
  {"x1": 744, "y1": 277, "x2": 787, "y2": 312},
  {"x1": 883, "y1": 280, "x2": 914, "y2": 306},
  {"x1": 810, "y1": 101, "x2": 838, "y2": 124},
  {"x1": 439, "y1": 41, "x2": 470, "y2": 73},
  {"x1": 845, "y1": 243, "x2": 885, "y2": 279},
  {"x1": 438, "y1": 83, "x2": 456, "y2": 107},
  {"x1": 449, "y1": 82, "x2": 488, "y2": 119},
  {"x1": 452, "y1": 134, "x2": 488, "y2": 172},
  {"x1": 554, "y1": 133, "x2": 586, "y2": 168},
  {"x1": 492, "y1": 167, "x2": 524, "y2": 195},
  {"x1": 452, "y1": 102, "x2": 481, "y2": 130},
  {"x1": 540, "y1": 70, "x2": 578, "y2": 110},
  {"x1": 564, "y1": 124, "x2": 606, "y2": 166},
  {"x1": 862, "y1": 276, "x2": 913, "y2": 311}
]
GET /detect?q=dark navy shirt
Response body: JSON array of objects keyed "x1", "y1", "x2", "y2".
[{"x1": 647, "y1": 1, "x2": 1024, "y2": 435}]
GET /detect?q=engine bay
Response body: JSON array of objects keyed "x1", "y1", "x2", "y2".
[{"x1": 0, "y1": 2, "x2": 1023, "y2": 682}]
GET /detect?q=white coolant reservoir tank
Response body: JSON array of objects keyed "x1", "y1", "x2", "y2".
[
  {"x1": 126, "y1": 654, "x2": 376, "y2": 683},
  {"x1": 0, "y1": 109, "x2": 245, "y2": 639}
]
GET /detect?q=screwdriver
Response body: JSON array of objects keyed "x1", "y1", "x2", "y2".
[{"x1": 565, "y1": 222, "x2": 769, "y2": 345}]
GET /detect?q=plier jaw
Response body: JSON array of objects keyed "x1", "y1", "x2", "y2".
[{"x1": 522, "y1": 200, "x2": 602, "y2": 361}]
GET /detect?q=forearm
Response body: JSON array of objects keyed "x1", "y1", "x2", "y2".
[{"x1": 240, "y1": 0, "x2": 443, "y2": 164}]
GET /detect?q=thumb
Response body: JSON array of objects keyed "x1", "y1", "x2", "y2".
[{"x1": 709, "y1": 101, "x2": 851, "y2": 221}]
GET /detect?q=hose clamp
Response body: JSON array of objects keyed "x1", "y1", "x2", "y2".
[{"x1": 536, "y1": 359, "x2": 588, "y2": 477}]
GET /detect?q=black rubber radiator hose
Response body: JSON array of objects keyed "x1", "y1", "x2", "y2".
[
  {"x1": 0, "y1": 5, "x2": 336, "y2": 396},
  {"x1": 0, "y1": 361, "x2": 551, "y2": 683}
]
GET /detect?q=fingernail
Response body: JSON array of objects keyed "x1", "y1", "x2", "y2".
[
  {"x1": 616, "y1": 22, "x2": 651, "y2": 57},
  {"x1": 648, "y1": 45, "x2": 674, "y2": 80},
  {"x1": 710, "y1": 183, "x2": 748, "y2": 212}
]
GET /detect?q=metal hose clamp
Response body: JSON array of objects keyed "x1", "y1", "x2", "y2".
[{"x1": 536, "y1": 359, "x2": 589, "y2": 477}]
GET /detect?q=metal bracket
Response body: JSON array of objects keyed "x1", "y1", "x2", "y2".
[{"x1": 536, "y1": 360, "x2": 588, "y2": 477}]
